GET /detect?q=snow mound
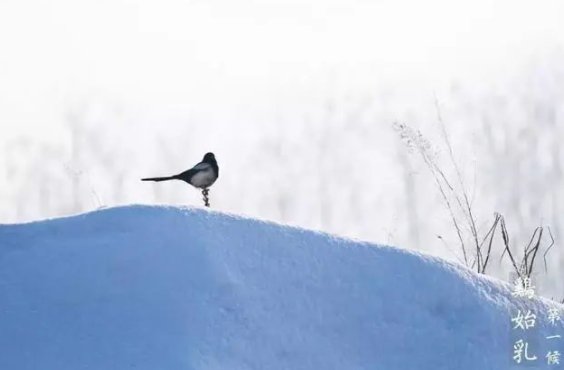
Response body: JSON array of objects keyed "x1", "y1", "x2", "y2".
[{"x1": 0, "y1": 205, "x2": 562, "y2": 370}]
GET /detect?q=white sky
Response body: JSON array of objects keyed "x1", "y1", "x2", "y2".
[{"x1": 1, "y1": 0, "x2": 563, "y2": 142}]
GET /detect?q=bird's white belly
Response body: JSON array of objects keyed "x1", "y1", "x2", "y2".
[{"x1": 191, "y1": 169, "x2": 217, "y2": 188}]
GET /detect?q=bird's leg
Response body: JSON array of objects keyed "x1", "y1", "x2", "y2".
[{"x1": 202, "y1": 188, "x2": 210, "y2": 207}]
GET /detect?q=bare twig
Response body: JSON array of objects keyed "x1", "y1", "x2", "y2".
[
  {"x1": 524, "y1": 227, "x2": 542, "y2": 277},
  {"x1": 499, "y1": 216, "x2": 522, "y2": 280},
  {"x1": 543, "y1": 227, "x2": 555, "y2": 273},
  {"x1": 394, "y1": 122, "x2": 470, "y2": 267},
  {"x1": 499, "y1": 218, "x2": 556, "y2": 282},
  {"x1": 434, "y1": 97, "x2": 481, "y2": 270},
  {"x1": 202, "y1": 188, "x2": 210, "y2": 207},
  {"x1": 479, "y1": 213, "x2": 501, "y2": 274}
]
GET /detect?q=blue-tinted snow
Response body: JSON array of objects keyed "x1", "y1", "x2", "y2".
[{"x1": 0, "y1": 205, "x2": 562, "y2": 369}]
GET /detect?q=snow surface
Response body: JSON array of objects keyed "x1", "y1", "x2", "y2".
[{"x1": 0, "y1": 205, "x2": 562, "y2": 370}]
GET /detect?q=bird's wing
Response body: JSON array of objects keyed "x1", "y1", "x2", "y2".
[
  {"x1": 176, "y1": 162, "x2": 211, "y2": 181},
  {"x1": 192, "y1": 162, "x2": 212, "y2": 171}
]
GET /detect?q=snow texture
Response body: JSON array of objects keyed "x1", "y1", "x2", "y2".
[{"x1": 0, "y1": 205, "x2": 562, "y2": 370}]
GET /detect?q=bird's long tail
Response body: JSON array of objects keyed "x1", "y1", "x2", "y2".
[{"x1": 141, "y1": 175, "x2": 178, "y2": 182}]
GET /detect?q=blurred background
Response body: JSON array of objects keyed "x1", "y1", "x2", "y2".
[{"x1": 1, "y1": 0, "x2": 564, "y2": 297}]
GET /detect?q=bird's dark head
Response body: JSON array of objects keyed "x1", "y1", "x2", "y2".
[{"x1": 203, "y1": 152, "x2": 216, "y2": 163}]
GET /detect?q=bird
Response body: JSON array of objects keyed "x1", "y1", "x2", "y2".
[{"x1": 142, "y1": 152, "x2": 219, "y2": 206}]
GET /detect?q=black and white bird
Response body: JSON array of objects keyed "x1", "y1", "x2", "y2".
[{"x1": 142, "y1": 152, "x2": 219, "y2": 206}]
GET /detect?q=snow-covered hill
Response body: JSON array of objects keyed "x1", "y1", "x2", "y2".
[{"x1": 0, "y1": 205, "x2": 562, "y2": 370}]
